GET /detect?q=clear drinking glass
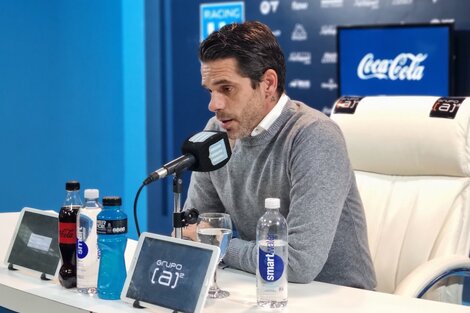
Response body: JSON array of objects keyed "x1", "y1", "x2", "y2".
[{"x1": 196, "y1": 212, "x2": 233, "y2": 299}]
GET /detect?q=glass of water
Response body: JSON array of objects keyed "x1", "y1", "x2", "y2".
[{"x1": 197, "y1": 212, "x2": 233, "y2": 299}]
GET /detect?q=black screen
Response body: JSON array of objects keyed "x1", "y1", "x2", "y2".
[
  {"x1": 7, "y1": 210, "x2": 60, "y2": 275},
  {"x1": 125, "y1": 237, "x2": 213, "y2": 313}
]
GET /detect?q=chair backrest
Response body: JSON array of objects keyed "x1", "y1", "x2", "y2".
[{"x1": 330, "y1": 96, "x2": 470, "y2": 297}]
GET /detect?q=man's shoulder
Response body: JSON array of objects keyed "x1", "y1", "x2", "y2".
[{"x1": 285, "y1": 99, "x2": 340, "y2": 133}]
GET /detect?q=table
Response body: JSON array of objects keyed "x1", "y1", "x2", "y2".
[{"x1": 1, "y1": 212, "x2": 469, "y2": 313}]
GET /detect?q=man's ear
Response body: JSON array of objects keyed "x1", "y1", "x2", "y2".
[{"x1": 262, "y1": 69, "x2": 278, "y2": 99}]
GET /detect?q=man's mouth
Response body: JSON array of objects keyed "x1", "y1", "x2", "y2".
[{"x1": 219, "y1": 118, "x2": 234, "y2": 129}]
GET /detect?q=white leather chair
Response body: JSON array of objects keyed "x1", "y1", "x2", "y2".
[{"x1": 330, "y1": 96, "x2": 470, "y2": 304}]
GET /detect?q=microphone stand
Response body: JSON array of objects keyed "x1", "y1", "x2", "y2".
[
  {"x1": 173, "y1": 173, "x2": 183, "y2": 239},
  {"x1": 172, "y1": 172, "x2": 199, "y2": 239}
]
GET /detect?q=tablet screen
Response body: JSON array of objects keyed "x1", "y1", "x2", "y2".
[
  {"x1": 123, "y1": 234, "x2": 219, "y2": 313},
  {"x1": 5, "y1": 208, "x2": 60, "y2": 276}
]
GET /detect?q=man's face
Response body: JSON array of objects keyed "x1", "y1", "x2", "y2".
[{"x1": 201, "y1": 58, "x2": 269, "y2": 139}]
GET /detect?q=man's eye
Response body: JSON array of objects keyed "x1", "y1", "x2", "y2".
[{"x1": 222, "y1": 86, "x2": 233, "y2": 93}]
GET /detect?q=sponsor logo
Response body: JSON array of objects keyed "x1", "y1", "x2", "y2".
[
  {"x1": 320, "y1": 25, "x2": 336, "y2": 36},
  {"x1": 189, "y1": 131, "x2": 217, "y2": 142},
  {"x1": 260, "y1": 0, "x2": 279, "y2": 15},
  {"x1": 430, "y1": 18, "x2": 455, "y2": 24},
  {"x1": 156, "y1": 259, "x2": 183, "y2": 270},
  {"x1": 320, "y1": 78, "x2": 338, "y2": 91},
  {"x1": 209, "y1": 139, "x2": 228, "y2": 166},
  {"x1": 288, "y1": 52, "x2": 311, "y2": 65},
  {"x1": 430, "y1": 97, "x2": 466, "y2": 119},
  {"x1": 357, "y1": 53, "x2": 427, "y2": 81},
  {"x1": 151, "y1": 259, "x2": 185, "y2": 289},
  {"x1": 200, "y1": 2, "x2": 244, "y2": 41},
  {"x1": 97, "y1": 219, "x2": 127, "y2": 235},
  {"x1": 391, "y1": 0, "x2": 412, "y2": 5},
  {"x1": 321, "y1": 0, "x2": 343, "y2": 8},
  {"x1": 321, "y1": 52, "x2": 337, "y2": 64},
  {"x1": 292, "y1": 0, "x2": 309, "y2": 10},
  {"x1": 333, "y1": 96, "x2": 363, "y2": 114},
  {"x1": 272, "y1": 29, "x2": 282, "y2": 37},
  {"x1": 354, "y1": 0, "x2": 380, "y2": 9},
  {"x1": 259, "y1": 234, "x2": 284, "y2": 282},
  {"x1": 289, "y1": 79, "x2": 311, "y2": 89},
  {"x1": 291, "y1": 24, "x2": 308, "y2": 41}
]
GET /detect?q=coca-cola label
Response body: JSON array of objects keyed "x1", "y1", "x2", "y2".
[
  {"x1": 430, "y1": 97, "x2": 466, "y2": 119},
  {"x1": 97, "y1": 219, "x2": 128, "y2": 235},
  {"x1": 357, "y1": 53, "x2": 427, "y2": 81},
  {"x1": 59, "y1": 222, "x2": 76, "y2": 244},
  {"x1": 333, "y1": 96, "x2": 363, "y2": 114}
]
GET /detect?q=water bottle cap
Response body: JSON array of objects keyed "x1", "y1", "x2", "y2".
[
  {"x1": 103, "y1": 196, "x2": 122, "y2": 206},
  {"x1": 265, "y1": 198, "x2": 280, "y2": 209},
  {"x1": 65, "y1": 180, "x2": 80, "y2": 191},
  {"x1": 84, "y1": 189, "x2": 99, "y2": 199}
]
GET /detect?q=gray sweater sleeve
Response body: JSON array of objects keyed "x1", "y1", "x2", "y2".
[{"x1": 224, "y1": 121, "x2": 352, "y2": 283}]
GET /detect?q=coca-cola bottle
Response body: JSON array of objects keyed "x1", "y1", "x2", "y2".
[{"x1": 59, "y1": 180, "x2": 82, "y2": 288}]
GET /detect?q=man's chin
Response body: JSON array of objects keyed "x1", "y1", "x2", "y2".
[{"x1": 227, "y1": 130, "x2": 251, "y2": 140}]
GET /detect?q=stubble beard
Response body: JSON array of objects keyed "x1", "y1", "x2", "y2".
[{"x1": 230, "y1": 92, "x2": 265, "y2": 140}]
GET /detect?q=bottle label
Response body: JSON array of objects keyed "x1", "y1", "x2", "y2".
[
  {"x1": 59, "y1": 222, "x2": 77, "y2": 244},
  {"x1": 77, "y1": 239, "x2": 89, "y2": 259},
  {"x1": 259, "y1": 235, "x2": 284, "y2": 282},
  {"x1": 97, "y1": 219, "x2": 127, "y2": 235}
]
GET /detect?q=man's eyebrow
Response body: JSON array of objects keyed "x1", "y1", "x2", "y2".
[{"x1": 202, "y1": 79, "x2": 234, "y2": 88}]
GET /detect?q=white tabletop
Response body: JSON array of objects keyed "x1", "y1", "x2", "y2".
[{"x1": 1, "y1": 211, "x2": 469, "y2": 313}]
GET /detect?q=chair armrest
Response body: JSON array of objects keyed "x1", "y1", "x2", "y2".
[{"x1": 394, "y1": 255, "x2": 470, "y2": 298}]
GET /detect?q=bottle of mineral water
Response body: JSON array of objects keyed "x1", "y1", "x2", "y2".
[
  {"x1": 256, "y1": 198, "x2": 288, "y2": 309},
  {"x1": 77, "y1": 188, "x2": 102, "y2": 294}
]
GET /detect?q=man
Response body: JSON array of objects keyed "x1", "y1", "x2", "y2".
[{"x1": 183, "y1": 21, "x2": 376, "y2": 289}]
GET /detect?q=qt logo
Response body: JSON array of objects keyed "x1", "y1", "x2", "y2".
[
  {"x1": 430, "y1": 97, "x2": 466, "y2": 119},
  {"x1": 260, "y1": 1, "x2": 279, "y2": 15}
]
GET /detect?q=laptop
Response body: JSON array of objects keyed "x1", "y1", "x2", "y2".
[{"x1": 121, "y1": 232, "x2": 220, "y2": 313}]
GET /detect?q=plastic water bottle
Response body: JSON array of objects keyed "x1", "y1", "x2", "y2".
[
  {"x1": 97, "y1": 196, "x2": 127, "y2": 300},
  {"x1": 77, "y1": 189, "x2": 102, "y2": 294},
  {"x1": 59, "y1": 180, "x2": 82, "y2": 288},
  {"x1": 256, "y1": 198, "x2": 288, "y2": 309}
]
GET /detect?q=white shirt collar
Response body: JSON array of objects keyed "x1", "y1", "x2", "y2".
[{"x1": 251, "y1": 93, "x2": 289, "y2": 137}]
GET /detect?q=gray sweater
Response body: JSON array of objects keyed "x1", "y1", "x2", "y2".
[{"x1": 184, "y1": 100, "x2": 376, "y2": 289}]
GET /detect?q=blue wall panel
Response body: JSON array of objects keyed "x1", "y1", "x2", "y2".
[{"x1": 0, "y1": 0, "x2": 147, "y2": 239}]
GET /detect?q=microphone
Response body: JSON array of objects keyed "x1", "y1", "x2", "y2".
[{"x1": 143, "y1": 130, "x2": 231, "y2": 185}]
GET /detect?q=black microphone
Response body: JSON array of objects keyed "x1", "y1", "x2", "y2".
[{"x1": 143, "y1": 130, "x2": 231, "y2": 185}]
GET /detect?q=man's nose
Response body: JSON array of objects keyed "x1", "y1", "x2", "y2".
[{"x1": 208, "y1": 93, "x2": 225, "y2": 112}]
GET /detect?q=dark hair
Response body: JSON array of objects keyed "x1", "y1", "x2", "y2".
[{"x1": 199, "y1": 21, "x2": 286, "y2": 96}]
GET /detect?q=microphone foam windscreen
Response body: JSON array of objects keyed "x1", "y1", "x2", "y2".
[{"x1": 181, "y1": 131, "x2": 232, "y2": 172}]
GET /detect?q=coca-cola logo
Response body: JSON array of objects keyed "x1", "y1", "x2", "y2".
[
  {"x1": 59, "y1": 223, "x2": 76, "y2": 244},
  {"x1": 357, "y1": 53, "x2": 428, "y2": 81},
  {"x1": 60, "y1": 229, "x2": 74, "y2": 238}
]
